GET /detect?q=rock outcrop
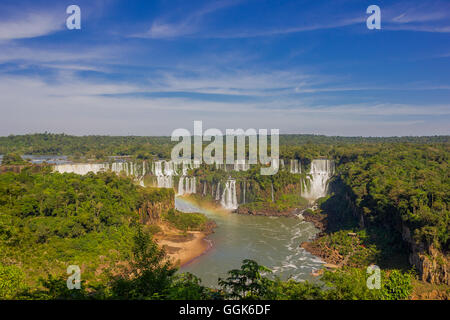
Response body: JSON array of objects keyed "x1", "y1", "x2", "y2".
[{"x1": 402, "y1": 225, "x2": 449, "y2": 285}]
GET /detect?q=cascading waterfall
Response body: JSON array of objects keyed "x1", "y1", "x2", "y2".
[
  {"x1": 53, "y1": 160, "x2": 179, "y2": 189},
  {"x1": 182, "y1": 161, "x2": 189, "y2": 176},
  {"x1": 54, "y1": 162, "x2": 149, "y2": 186},
  {"x1": 290, "y1": 159, "x2": 301, "y2": 174},
  {"x1": 153, "y1": 161, "x2": 163, "y2": 176},
  {"x1": 243, "y1": 180, "x2": 246, "y2": 204},
  {"x1": 163, "y1": 161, "x2": 175, "y2": 176},
  {"x1": 156, "y1": 176, "x2": 172, "y2": 188},
  {"x1": 234, "y1": 160, "x2": 249, "y2": 171},
  {"x1": 53, "y1": 163, "x2": 107, "y2": 175},
  {"x1": 215, "y1": 183, "x2": 221, "y2": 201},
  {"x1": 178, "y1": 176, "x2": 185, "y2": 195},
  {"x1": 220, "y1": 179, "x2": 238, "y2": 210},
  {"x1": 301, "y1": 159, "x2": 335, "y2": 201},
  {"x1": 271, "y1": 183, "x2": 274, "y2": 202},
  {"x1": 153, "y1": 160, "x2": 174, "y2": 188},
  {"x1": 177, "y1": 176, "x2": 196, "y2": 195}
]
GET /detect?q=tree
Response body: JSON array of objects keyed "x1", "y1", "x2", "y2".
[
  {"x1": 218, "y1": 259, "x2": 273, "y2": 300},
  {"x1": 109, "y1": 227, "x2": 177, "y2": 299},
  {"x1": 0, "y1": 264, "x2": 26, "y2": 299},
  {"x1": 1, "y1": 153, "x2": 28, "y2": 165}
]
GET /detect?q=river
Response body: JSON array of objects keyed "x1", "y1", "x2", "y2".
[{"x1": 176, "y1": 197, "x2": 324, "y2": 288}]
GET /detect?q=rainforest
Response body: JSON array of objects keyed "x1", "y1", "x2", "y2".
[{"x1": 0, "y1": 133, "x2": 448, "y2": 300}]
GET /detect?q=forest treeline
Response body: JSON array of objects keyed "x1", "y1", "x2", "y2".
[{"x1": 0, "y1": 133, "x2": 448, "y2": 161}]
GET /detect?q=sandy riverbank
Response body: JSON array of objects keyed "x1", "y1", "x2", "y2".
[
  {"x1": 158, "y1": 229, "x2": 212, "y2": 267},
  {"x1": 152, "y1": 210, "x2": 216, "y2": 267},
  {"x1": 158, "y1": 196, "x2": 230, "y2": 266}
]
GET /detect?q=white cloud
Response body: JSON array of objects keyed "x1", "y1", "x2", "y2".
[
  {"x1": 0, "y1": 74, "x2": 448, "y2": 136},
  {"x1": 0, "y1": 12, "x2": 63, "y2": 40},
  {"x1": 144, "y1": 0, "x2": 241, "y2": 39}
]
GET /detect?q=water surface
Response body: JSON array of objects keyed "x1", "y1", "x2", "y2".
[{"x1": 176, "y1": 197, "x2": 324, "y2": 287}]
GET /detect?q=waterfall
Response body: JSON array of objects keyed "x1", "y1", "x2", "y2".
[
  {"x1": 234, "y1": 160, "x2": 249, "y2": 171},
  {"x1": 243, "y1": 180, "x2": 246, "y2": 204},
  {"x1": 53, "y1": 163, "x2": 108, "y2": 175},
  {"x1": 53, "y1": 162, "x2": 151, "y2": 187},
  {"x1": 301, "y1": 159, "x2": 335, "y2": 201},
  {"x1": 215, "y1": 183, "x2": 221, "y2": 201},
  {"x1": 153, "y1": 160, "x2": 174, "y2": 188},
  {"x1": 221, "y1": 179, "x2": 238, "y2": 210},
  {"x1": 190, "y1": 177, "x2": 196, "y2": 194},
  {"x1": 271, "y1": 183, "x2": 274, "y2": 202},
  {"x1": 163, "y1": 161, "x2": 176, "y2": 176},
  {"x1": 157, "y1": 176, "x2": 173, "y2": 188},
  {"x1": 154, "y1": 161, "x2": 163, "y2": 176},
  {"x1": 182, "y1": 161, "x2": 189, "y2": 176},
  {"x1": 54, "y1": 162, "x2": 149, "y2": 177},
  {"x1": 290, "y1": 159, "x2": 301, "y2": 174},
  {"x1": 178, "y1": 176, "x2": 185, "y2": 195},
  {"x1": 177, "y1": 176, "x2": 196, "y2": 195}
]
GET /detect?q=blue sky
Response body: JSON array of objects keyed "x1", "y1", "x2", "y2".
[{"x1": 0, "y1": 0, "x2": 449, "y2": 136}]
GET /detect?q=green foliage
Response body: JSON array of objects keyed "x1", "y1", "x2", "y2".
[
  {"x1": 166, "y1": 273, "x2": 214, "y2": 300},
  {"x1": 162, "y1": 210, "x2": 210, "y2": 231},
  {"x1": 0, "y1": 263, "x2": 26, "y2": 299},
  {"x1": 322, "y1": 268, "x2": 382, "y2": 300},
  {"x1": 381, "y1": 269, "x2": 413, "y2": 300},
  {"x1": 314, "y1": 230, "x2": 380, "y2": 267},
  {"x1": 0, "y1": 170, "x2": 153, "y2": 287},
  {"x1": 218, "y1": 259, "x2": 273, "y2": 300},
  {"x1": 109, "y1": 227, "x2": 177, "y2": 299},
  {"x1": 268, "y1": 279, "x2": 325, "y2": 300},
  {"x1": 338, "y1": 143, "x2": 449, "y2": 251},
  {"x1": 22, "y1": 275, "x2": 92, "y2": 300},
  {"x1": 0, "y1": 133, "x2": 175, "y2": 160},
  {"x1": 322, "y1": 267, "x2": 413, "y2": 300},
  {"x1": 1, "y1": 153, "x2": 29, "y2": 165}
]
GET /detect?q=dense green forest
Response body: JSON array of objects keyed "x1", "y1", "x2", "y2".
[
  {"x1": 0, "y1": 170, "x2": 417, "y2": 300},
  {"x1": 338, "y1": 144, "x2": 449, "y2": 253},
  {"x1": 0, "y1": 170, "x2": 212, "y2": 297},
  {"x1": 0, "y1": 133, "x2": 448, "y2": 299}
]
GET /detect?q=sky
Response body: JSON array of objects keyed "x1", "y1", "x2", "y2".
[{"x1": 0, "y1": 0, "x2": 449, "y2": 136}]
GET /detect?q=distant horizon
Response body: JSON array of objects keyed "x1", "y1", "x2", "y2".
[{"x1": 1, "y1": 132, "x2": 449, "y2": 139}]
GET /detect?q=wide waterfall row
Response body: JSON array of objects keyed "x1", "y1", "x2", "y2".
[
  {"x1": 301, "y1": 159, "x2": 335, "y2": 201},
  {"x1": 55, "y1": 161, "x2": 149, "y2": 176},
  {"x1": 52, "y1": 158, "x2": 334, "y2": 208},
  {"x1": 54, "y1": 159, "x2": 307, "y2": 176}
]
